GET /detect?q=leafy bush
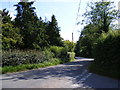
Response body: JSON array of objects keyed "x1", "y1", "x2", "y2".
[
  {"x1": 49, "y1": 46, "x2": 75, "y2": 63},
  {"x1": 49, "y1": 46, "x2": 68, "y2": 59},
  {"x1": 43, "y1": 49, "x2": 54, "y2": 61},
  {"x1": 2, "y1": 50, "x2": 46, "y2": 67},
  {"x1": 2, "y1": 46, "x2": 76, "y2": 73},
  {"x1": 67, "y1": 52, "x2": 75, "y2": 61},
  {"x1": 2, "y1": 58, "x2": 61, "y2": 74},
  {"x1": 74, "y1": 24, "x2": 99, "y2": 58},
  {"x1": 91, "y1": 30, "x2": 120, "y2": 79},
  {"x1": 63, "y1": 40, "x2": 76, "y2": 52},
  {"x1": 2, "y1": 23, "x2": 22, "y2": 50}
]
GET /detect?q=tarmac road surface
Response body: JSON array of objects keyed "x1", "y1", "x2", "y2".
[{"x1": 1, "y1": 57, "x2": 120, "y2": 89}]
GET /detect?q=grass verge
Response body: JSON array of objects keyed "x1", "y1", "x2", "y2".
[
  {"x1": 88, "y1": 62, "x2": 120, "y2": 80},
  {"x1": 1, "y1": 58, "x2": 62, "y2": 74}
]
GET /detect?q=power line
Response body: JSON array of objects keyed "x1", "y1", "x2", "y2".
[
  {"x1": 72, "y1": 0, "x2": 82, "y2": 42},
  {"x1": 75, "y1": 0, "x2": 82, "y2": 23}
]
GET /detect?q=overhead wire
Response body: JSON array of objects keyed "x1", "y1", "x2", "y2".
[
  {"x1": 75, "y1": 0, "x2": 82, "y2": 23},
  {"x1": 72, "y1": 0, "x2": 82, "y2": 42}
]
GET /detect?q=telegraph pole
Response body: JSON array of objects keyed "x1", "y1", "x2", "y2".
[
  {"x1": 72, "y1": 0, "x2": 81, "y2": 43},
  {"x1": 72, "y1": 32, "x2": 73, "y2": 42}
]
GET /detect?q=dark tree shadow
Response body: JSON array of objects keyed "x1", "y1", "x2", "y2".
[{"x1": 1, "y1": 58, "x2": 119, "y2": 88}]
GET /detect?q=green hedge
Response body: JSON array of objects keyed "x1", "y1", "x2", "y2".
[
  {"x1": 91, "y1": 30, "x2": 120, "y2": 79},
  {"x1": 2, "y1": 46, "x2": 76, "y2": 74},
  {"x1": 67, "y1": 52, "x2": 75, "y2": 61},
  {"x1": 49, "y1": 46, "x2": 66, "y2": 58},
  {"x1": 49, "y1": 46, "x2": 75, "y2": 62},
  {"x1": 49, "y1": 46, "x2": 68, "y2": 62},
  {"x1": 2, "y1": 50, "x2": 47, "y2": 67},
  {"x1": 2, "y1": 58, "x2": 61, "y2": 74}
]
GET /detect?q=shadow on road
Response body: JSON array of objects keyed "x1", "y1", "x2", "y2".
[{"x1": 2, "y1": 58, "x2": 119, "y2": 88}]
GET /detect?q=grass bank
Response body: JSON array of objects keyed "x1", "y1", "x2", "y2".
[
  {"x1": 1, "y1": 58, "x2": 62, "y2": 74},
  {"x1": 88, "y1": 62, "x2": 120, "y2": 80},
  {"x1": 1, "y1": 46, "x2": 76, "y2": 74}
]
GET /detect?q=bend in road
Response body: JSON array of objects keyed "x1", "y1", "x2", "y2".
[{"x1": 1, "y1": 57, "x2": 120, "y2": 88}]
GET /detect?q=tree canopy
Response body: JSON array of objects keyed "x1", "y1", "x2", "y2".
[
  {"x1": 75, "y1": 1, "x2": 119, "y2": 57},
  {"x1": 83, "y1": 1, "x2": 119, "y2": 33},
  {"x1": 1, "y1": 1, "x2": 63, "y2": 50}
]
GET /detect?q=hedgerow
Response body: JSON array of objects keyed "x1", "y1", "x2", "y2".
[{"x1": 91, "y1": 30, "x2": 120, "y2": 79}]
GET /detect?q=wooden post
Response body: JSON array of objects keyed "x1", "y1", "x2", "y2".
[{"x1": 72, "y1": 32, "x2": 73, "y2": 42}]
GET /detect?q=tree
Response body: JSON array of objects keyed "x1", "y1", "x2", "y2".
[
  {"x1": 32, "y1": 17, "x2": 49, "y2": 49},
  {"x1": 1, "y1": 9, "x2": 22, "y2": 50},
  {"x1": 75, "y1": 24, "x2": 97, "y2": 57},
  {"x1": 83, "y1": 1, "x2": 119, "y2": 33},
  {"x1": 63, "y1": 40, "x2": 75, "y2": 52},
  {"x1": 14, "y1": 2, "x2": 40, "y2": 49},
  {"x1": 75, "y1": 1, "x2": 119, "y2": 57},
  {"x1": 0, "y1": 10, "x2": 2, "y2": 50},
  {"x1": 2, "y1": 23, "x2": 22, "y2": 50},
  {"x1": 46, "y1": 15, "x2": 63, "y2": 46},
  {"x1": 1, "y1": 9, "x2": 12, "y2": 24}
]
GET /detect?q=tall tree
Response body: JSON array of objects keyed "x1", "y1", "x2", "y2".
[
  {"x1": 14, "y1": 2, "x2": 39, "y2": 49},
  {"x1": 75, "y1": 24, "x2": 97, "y2": 57},
  {"x1": 1, "y1": 9, "x2": 22, "y2": 50},
  {"x1": 75, "y1": 1, "x2": 119, "y2": 57},
  {"x1": 46, "y1": 15, "x2": 63, "y2": 46},
  {"x1": 32, "y1": 17, "x2": 49, "y2": 49},
  {"x1": 1, "y1": 9, "x2": 11, "y2": 24},
  {"x1": 83, "y1": 1, "x2": 119, "y2": 33}
]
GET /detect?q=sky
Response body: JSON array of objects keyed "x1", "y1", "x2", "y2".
[{"x1": 0, "y1": 0, "x2": 119, "y2": 42}]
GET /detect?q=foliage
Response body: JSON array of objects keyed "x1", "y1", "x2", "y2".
[
  {"x1": 83, "y1": 1, "x2": 119, "y2": 33},
  {"x1": 49, "y1": 46, "x2": 67, "y2": 59},
  {"x1": 1, "y1": 9, "x2": 12, "y2": 24},
  {"x1": 33, "y1": 18, "x2": 49, "y2": 49},
  {"x1": 1, "y1": 2, "x2": 74, "y2": 74},
  {"x1": 1, "y1": 9, "x2": 22, "y2": 50},
  {"x1": 75, "y1": 1, "x2": 119, "y2": 57},
  {"x1": 43, "y1": 49, "x2": 54, "y2": 61},
  {"x1": 63, "y1": 40, "x2": 75, "y2": 52},
  {"x1": 49, "y1": 46, "x2": 75, "y2": 62},
  {"x1": 1, "y1": 48, "x2": 73, "y2": 74},
  {"x1": 14, "y1": 2, "x2": 41, "y2": 49},
  {"x1": 67, "y1": 52, "x2": 75, "y2": 61},
  {"x1": 1, "y1": 2, "x2": 63, "y2": 50},
  {"x1": 2, "y1": 58, "x2": 61, "y2": 74},
  {"x1": 91, "y1": 30, "x2": 120, "y2": 79},
  {"x1": 46, "y1": 15, "x2": 63, "y2": 46},
  {"x1": 2, "y1": 46, "x2": 74, "y2": 70},
  {"x1": 2, "y1": 23, "x2": 22, "y2": 50},
  {"x1": 2, "y1": 50, "x2": 46, "y2": 67},
  {"x1": 93, "y1": 30, "x2": 120, "y2": 65},
  {"x1": 75, "y1": 24, "x2": 98, "y2": 57}
]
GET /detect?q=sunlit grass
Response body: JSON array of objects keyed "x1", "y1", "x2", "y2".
[{"x1": 2, "y1": 58, "x2": 61, "y2": 74}]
